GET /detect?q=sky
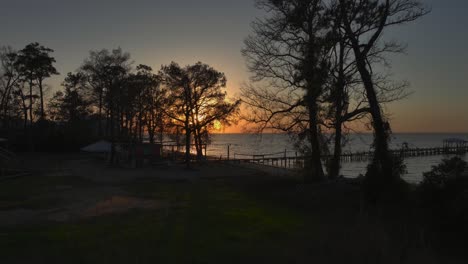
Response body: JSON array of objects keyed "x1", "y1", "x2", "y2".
[{"x1": 1, "y1": 0, "x2": 467, "y2": 133}]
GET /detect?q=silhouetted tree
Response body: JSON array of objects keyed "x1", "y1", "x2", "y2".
[
  {"x1": 242, "y1": 0, "x2": 422, "y2": 183},
  {"x1": 242, "y1": 0, "x2": 335, "y2": 182},
  {"x1": 0, "y1": 46, "x2": 21, "y2": 128},
  {"x1": 335, "y1": 0, "x2": 428, "y2": 193},
  {"x1": 48, "y1": 72, "x2": 91, "y2": 122},
  {"x1": 0, "y1": 47, "x2": 32, "y2": 130},
  {"x1": 80, "y1": 48, "x2": 132, "y2": 137},
  {"x1": 127, "y1": 65, "x2": 168, "y2": 144},
  {"x1": 123, "y1": 64, "x2": 160, "y2": 142},
  {"x1": 15, "y1": 42, "x2": 58, "y2": 121},
  {"x1": 325, "y1": 37, "x2": 371, "y2": 179},
  {"x1": 160, "y1": 62, "x2": 240, "y2": 165}
]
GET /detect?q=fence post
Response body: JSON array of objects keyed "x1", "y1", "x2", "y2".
[{"x1": 284, "y1": 149, "x2": 287, "y2": 168}]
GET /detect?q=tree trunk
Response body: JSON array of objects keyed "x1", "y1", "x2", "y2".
[
  {"x1": 39, "y1": 79, "x2": 45, "y2": 120},
  {"x1": 330, "y1": 122, "x2": 342, "y2": 180},
  {"x1": 329, "y1": 41, "x2": 346, "y2": 180},
  {"x1": 139, "y1": 121, "x2": 143, "y2": 143},
  {"x1": 28, "y1": 80, "x2": 34, "y2": 152},
  {"x1": 353, "y1": 49, "x2": 394, "y2": 201},
  {"x1": 106, "y1": 109, "x2": 110, "y2": 137},
  {"x1": 159, "y1": 125, "x2": 164, "y2": 145},
  {"x1": 109, "y1": 104, "x2": 116, "y2": 165},
  {"x1": 194, "y1": 128, "x2": 204, "y2": 159},
  {"x1": 148, "y1": 118, "x2": 155, "y2": 144},
  {"x1": 23, "y1": 100, "x2": 28, "y2": 131},
  {"x1": 305, "y1": 94, "x2": 325, "y2": 182},
  {"x1": 184, "y1": 117, "x2": 191, "y2": 168},
  {"x1": 29, "y1": 80, "x2": 33, "y2": 126},
  {"x1": 98, "y1": 91, "x2": 103, "y2": 137},
  {"x1": 128, "y1": 117, "x2": 133, "y2": 140}
]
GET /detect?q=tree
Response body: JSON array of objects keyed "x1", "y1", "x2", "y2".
[
  {"x1": 242, "y1": 0, "x2": 335, "y2": 182},
  {"x1": 129, "y1": 65, "x2": 168, "y2": 144},
  {"x1": 336, "y1": 0, "x2": 428, "y2": 190},
  {"x1": 0, "y1": 46, "x2": 21, "y2": 128},
  {"x1": 15, "y1": 42, "x2": 58, "y2": 121},
  {"x1": 80, "y1": 48, "x2": 132, "y2": 137},
  {"x1": 324, "y1": 37, "x2": 371, "y2": 179},
  {"x1": 48, "y1": 72, "x2": 91, "y2": 122},
  {"x1": 123, "y1": 64, "x2": 162, "y2": 143},
  {"x1": 77, "y1": 48, "x2": 133, "y2": 164},
  {"x1": 160, "y1": 62, "x2": 240, "y2": 166},
  {"x1": 79, "y1": 50, "x2": 172, "y2": 150}
]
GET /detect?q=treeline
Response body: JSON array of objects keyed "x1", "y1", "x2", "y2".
[
  {"x1": 242, "y1": 0, "x2": 428, "y2": 200},
  {"x1": 0, "y1": 44, "x2": 240, "y2": 160}
]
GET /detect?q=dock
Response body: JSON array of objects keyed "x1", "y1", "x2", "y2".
[{"x1": 229, "y1": 143, "x2": 468, "y2": 170}]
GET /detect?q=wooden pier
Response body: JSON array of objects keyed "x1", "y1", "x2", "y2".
[
  {"x1": 230, "y1": 144, "x2": 468, "y2": 170},
  {"x1": 157, "y1": 138, "x2": 468, "y2": 170}
]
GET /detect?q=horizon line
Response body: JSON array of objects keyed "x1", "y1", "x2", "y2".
[{"x1": 212, "y1": 131, "x2": 468, "y2": 135}]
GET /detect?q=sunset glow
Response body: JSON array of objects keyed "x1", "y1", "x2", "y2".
[
  {"x1": 0, "y1": 1, "x2": 460, "y2": 132},
  {"x1": 2, "y1": 1, "x2": 468, "y2": 262},
  {"x1": 213, "y1": 120, "x2": 222, "y2": 131}
]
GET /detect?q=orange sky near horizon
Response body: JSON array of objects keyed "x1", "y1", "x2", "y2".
[{"x1": 3, "y1": 0, "x2": 467, "y2": 134}]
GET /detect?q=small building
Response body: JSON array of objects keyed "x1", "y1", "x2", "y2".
[{"x1": 133, "y1": 143, "x2": 162, "y2": 167}]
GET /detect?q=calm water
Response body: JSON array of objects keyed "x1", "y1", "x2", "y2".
[{"x1": 206, "y1": 133, "x2": 468, "y2": 183}]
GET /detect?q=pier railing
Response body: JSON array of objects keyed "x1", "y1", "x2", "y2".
[
  {"x1": 157, "y1": 141, "x2": 468, "y2": 169},
  {"x1": 229, "y1": 145, "x2": 468, "y2": 169}
]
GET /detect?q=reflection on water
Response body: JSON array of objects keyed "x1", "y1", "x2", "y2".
[{"x1": 207, "y1": 133, "x2": 468, "y2": 183}]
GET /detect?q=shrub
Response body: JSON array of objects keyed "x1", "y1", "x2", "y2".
[
  {"x1": 419, "y1": 157, "x2": 468, "y2": 231},
  {"x1": 363, "y1": 154, "x2": 409, "y2": 205},
  {"x1": 421, "y1": 157, "x2": 467, "y2": 189}
]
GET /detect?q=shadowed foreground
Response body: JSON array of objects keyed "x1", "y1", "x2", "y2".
[{"x1": 0, "y1": 153, "x2": 466, "y2": 263}]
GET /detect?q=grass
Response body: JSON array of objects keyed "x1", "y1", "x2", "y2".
[
  {"x1": 0, "y1": 163, "x2": 465, "y2": 263},
  {"x1": 0, "y1": 174, "x2": 309, "y2": 264},
  {"x1": 0, "y1": 174, "x2": 94, "y2": 210}
]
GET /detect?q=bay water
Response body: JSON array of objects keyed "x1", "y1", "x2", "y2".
[{"x1": 206, "y1": 133, "x2": 468, "y2": 183}]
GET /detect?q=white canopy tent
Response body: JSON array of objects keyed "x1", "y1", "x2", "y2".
[{"x1": 81, "y1": 140, "x2": 111, "y2": 153}]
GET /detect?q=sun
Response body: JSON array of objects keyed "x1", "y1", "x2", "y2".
[{"x1": 213, "y1": 120, "x2": 222, "y2": 131}]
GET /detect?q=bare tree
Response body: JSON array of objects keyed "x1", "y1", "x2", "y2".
[
  {"x1": 242, "y1": 0, "x2": 336, "y2": 182},
  {"x1": 0, "y1": 47, "x2": 21, "y2": 128},
  {"x1": 335, "y1": 0, "x2": 429, "y2": 189},
  {"x1": 325, "y1": 37, "x2": 371, "y2": 179}
]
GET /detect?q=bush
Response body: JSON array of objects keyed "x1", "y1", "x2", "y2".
[
  {"x1": 421, "y1": 157, "x2": 467, "y2": 189},
  {"x1": 420, "y1": 157, "x2": 468, "y2": 203},
  {"x1": 363, "y1": 154, "x2": 410, "y2": 205},
  {"x1": 419, "y1": 157, "x2": 468, "y2": 231}
]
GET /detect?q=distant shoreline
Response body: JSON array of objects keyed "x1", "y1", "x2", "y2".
[{"x1": 212, "y1": 132, "x2": 468, "y2": 135}]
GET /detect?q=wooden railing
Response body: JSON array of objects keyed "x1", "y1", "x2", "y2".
[{"x1": 229, "y1": 146, "x2": 468, "y2": 169}]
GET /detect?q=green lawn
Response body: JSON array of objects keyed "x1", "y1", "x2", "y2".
[
  {"x1": 0, "y1": 166, "x2": 461, "y2": 263},
  {"x1": 0, "y1": 174, "x2": 312, "y2": 263},
  {"x1": 0, "y1": 174, "x2": 93, "y2": 210}
]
